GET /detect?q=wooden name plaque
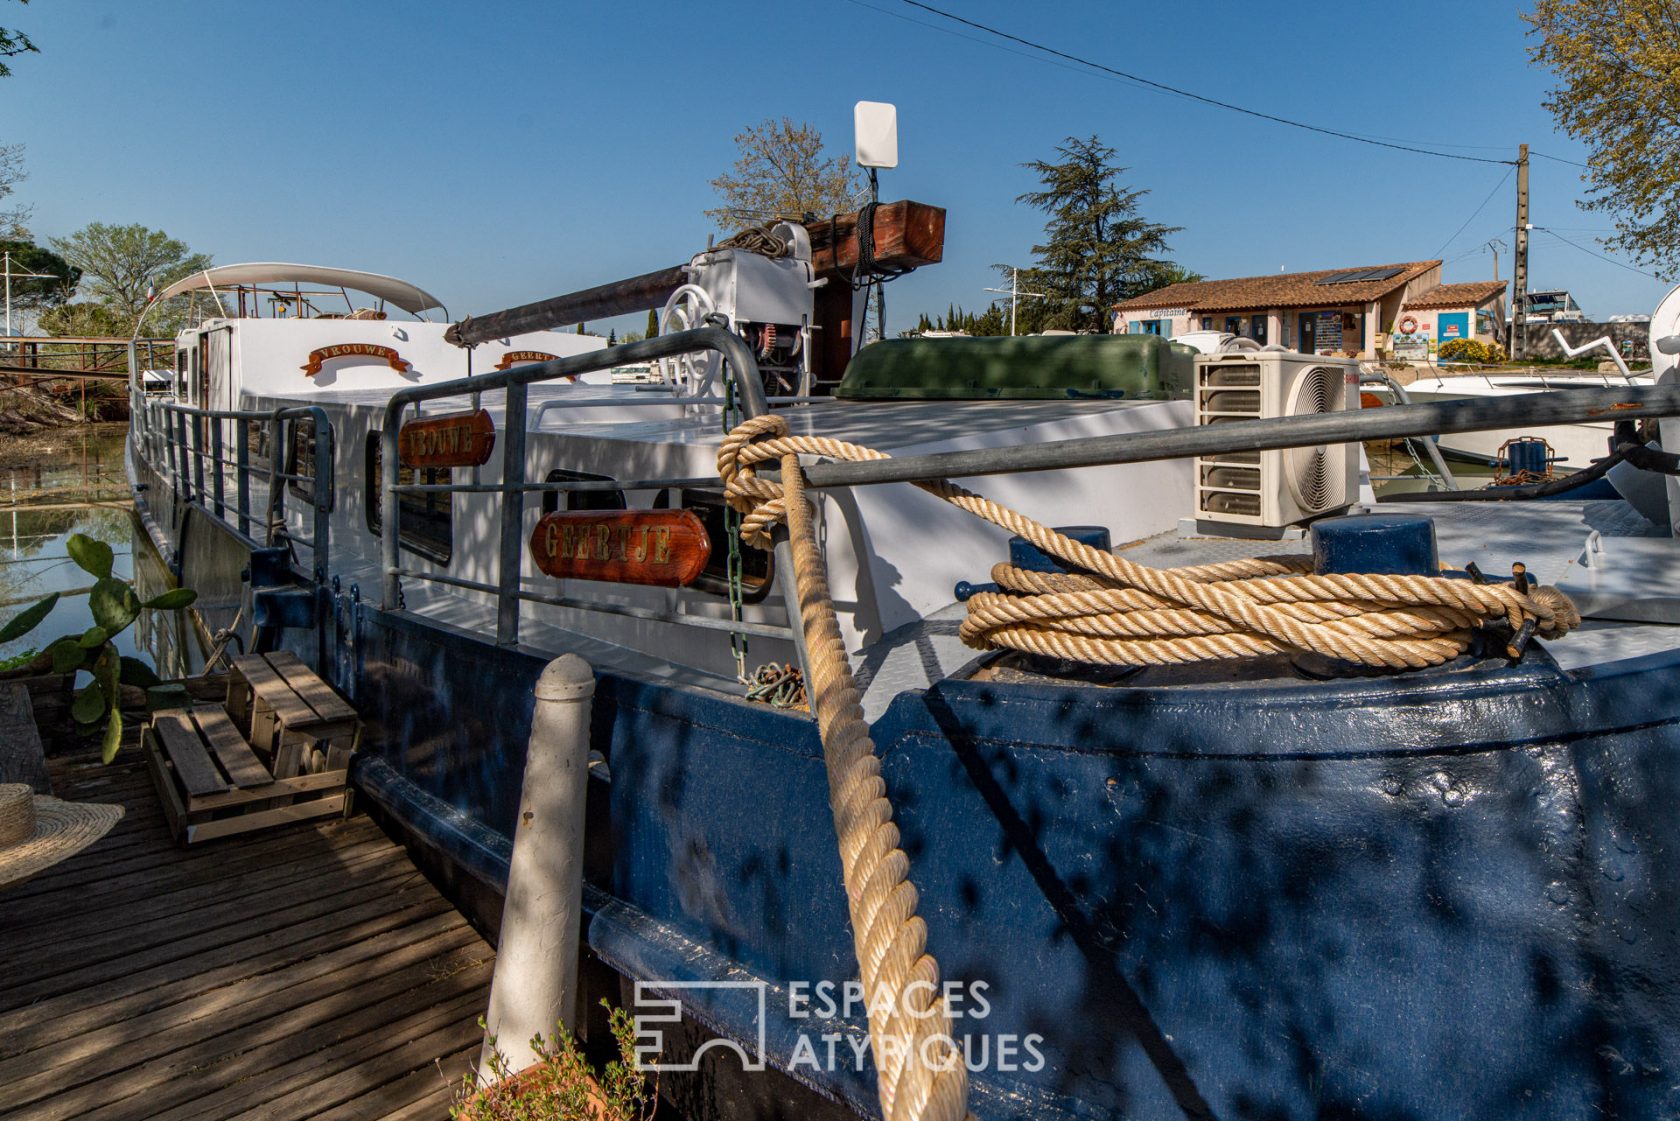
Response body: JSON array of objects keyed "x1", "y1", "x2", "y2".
[
  {"x1": 529, "y1": 510, "x2": 711, "y2": 587},
  {"x1": 397, "y1": 409, "x2": 497, "y2": 468}
]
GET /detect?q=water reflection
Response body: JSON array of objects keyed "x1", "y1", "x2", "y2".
[{"x1": 0, "y1": 425, "x2": 199, "y2": 678}]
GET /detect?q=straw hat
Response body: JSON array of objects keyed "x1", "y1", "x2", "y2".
[{"x1": 0, "y1": 783, "x2": 124, "y2": 889}]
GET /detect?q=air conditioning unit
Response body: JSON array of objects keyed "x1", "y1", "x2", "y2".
[{"x1": 1194, "y1": 351, "x2": 1361, "y2": 529}]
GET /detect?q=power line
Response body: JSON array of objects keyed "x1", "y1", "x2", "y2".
[
  {"x1": 1535, "y1": 227, "x2": 1667, "y2": 281},
  {"x1": 1432, "y1": 167, "x2": 1515, "y2": 259},
  {"x1": 895, "y1": 0, "x2": 1516, "y2": 165},
  {"x1": 1530, "y1": 150, "x2": 1590, "y2": 169}
]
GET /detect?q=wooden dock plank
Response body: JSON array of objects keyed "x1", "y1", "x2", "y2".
[
  {"x1": 1, "y1": 814, "x2": 383, "y2": 917},
  {"x1": 189, "y1": 703, "x2": 272, "y2": 788},
  {"x1": 0, "y1": 854, "x2": 431, "y2": 1007},
  {"x1": 0, "y1": 749, "x2": 496, "y2": 1121},
  {"x1": 10, "y1": 928, "x2": 485, "y2": 1119},
  {"x1": 3, "y1": 891, "x2": 453, "y2": 1045},
  {"x1": 90, "y1": 966, "x2": 492, "y2": 1121},
  {"x1": 211, "y1": 992, "x2": 489, "y2": 1121},
  {"x1": 6, "y1": 836, "x2": 396, "y2": 952},
  {"x1": 312, "y1": 1042, "x2": 479, "y2": 1121},
  {"x1": 149, "y1": 714, "x2": 229, "y2": 796}
]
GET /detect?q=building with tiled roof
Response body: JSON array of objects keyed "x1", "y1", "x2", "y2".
[{"x1": 1112, "y1": 261, "x2": 1508, "y2": 359}]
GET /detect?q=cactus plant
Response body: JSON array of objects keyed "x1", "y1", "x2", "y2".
[{"x1": 0, "y1": 533, "x2": 197, "y2": 762}]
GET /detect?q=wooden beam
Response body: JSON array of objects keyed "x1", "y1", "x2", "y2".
[{"x1": 807, "y1": 200, "x2": 946, "y2": 279}]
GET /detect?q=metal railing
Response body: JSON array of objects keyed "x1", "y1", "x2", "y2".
[
  {"x1": 379, "y1": 327, "x2": 792, "y2": 652},
  {"x1": 133, "y1": 394, "x2": 335, "y2": 583}
]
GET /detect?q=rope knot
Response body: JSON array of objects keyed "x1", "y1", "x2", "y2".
[{"x1": 718, "y1": 414, "x2": 792, "y2": 550}]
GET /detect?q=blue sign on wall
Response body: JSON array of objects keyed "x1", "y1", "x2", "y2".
[{"x1": 1438, "y1": 312, "x2": 1470, "y2": 341}]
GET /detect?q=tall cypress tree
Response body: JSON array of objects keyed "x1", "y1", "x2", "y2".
[{"x1": 646, "y1": 308, "x2": 659, "y2": 338}]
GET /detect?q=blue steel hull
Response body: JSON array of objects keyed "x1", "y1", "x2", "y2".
[{"x1": 336, "y1": 590, "x2": 1680, "y2": 1121}]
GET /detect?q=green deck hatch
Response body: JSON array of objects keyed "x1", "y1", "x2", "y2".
[{"x1": 835, "y1": 334, "x2": 1196, "y2": 401}]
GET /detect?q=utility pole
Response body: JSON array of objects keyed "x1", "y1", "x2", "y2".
[
  {"x1": 982, "y1": 268, "x2": 1048, "y2": 335},
  {"x1": 1486, "y1": 237, "x2": 1506, "y2": 283},
  {"x1": 3, "y1": 250, "x2": 57, "y2": 340},
  {"x1": 1512, "y1": 144, "x2": 1530, "y2": 360}
]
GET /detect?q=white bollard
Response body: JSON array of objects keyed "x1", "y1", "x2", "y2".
[{"x1": 478, "y1": 653, "x2": 595, "y2": 1081}]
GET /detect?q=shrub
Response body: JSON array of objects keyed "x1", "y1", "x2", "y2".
[
  {"x1": 453, "y1": 1004, "x2": 655, "y2": 1121},
  {"x1": 1438, "y1": 338, "x2": 1505, "y2": 364}
]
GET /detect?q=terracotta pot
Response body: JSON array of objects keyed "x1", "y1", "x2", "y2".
[{"x1": 460, "y1": 1063, "x2": 612, "y2": 1118}]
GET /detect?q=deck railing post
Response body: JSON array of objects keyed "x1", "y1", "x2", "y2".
[
  {"x1": 210, "y1": 415, "x2": 226, "y2": 518},
  {"x1": 267, "y1": 412, "x2": 287, "y2": 549},
  {"x1": 307, "y1": 410, "x2": 332, "y2": 583},
  {"x1": 174, "y1": 410, "x2": 190, "y2": 504},
  {"x1": 496, "y1": 381, "x2": 529, "y2": 646},
  {"x1": 478, "y1": 654, "x2": 594, "y2": 1081},
  {"x1": 191, "y1": 411, "x2": 205, "y2": 502},
  {"x1": 380, "y1": 414, "x2": 402, "y2": 610},
  {"x1": 235, "y1": 420, "x2": 250, "y2": 539}
]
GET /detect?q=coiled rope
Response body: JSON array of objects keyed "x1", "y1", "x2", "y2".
[
  {"x1": 719, "y1": 414, "x2": 1580, "y2": 1121},
  {"x1": 721, "y1": 416, "x2": 1580, "y2": 672}
]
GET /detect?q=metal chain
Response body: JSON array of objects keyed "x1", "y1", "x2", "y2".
[{"x1": 723, "y1": 375, "x2": 749, "y2": 684}]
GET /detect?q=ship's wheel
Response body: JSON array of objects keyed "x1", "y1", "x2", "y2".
[{"x1": 657, "y1": 284, "x2": 722, "y2": 396}]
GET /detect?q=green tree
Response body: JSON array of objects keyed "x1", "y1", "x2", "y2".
[
  {"x1": 48, "y1": 223, "x2": 212, "y2": 333},
  {"x1": 38, "y1": 301, "x2": 129, "y2": 337},
  {"x1": 1525, "y1": 0, "x2": 1680, "y2": 279},
  {"x1": 0, "y1": 238, "x2": 76, "y2": 312},
  {"x1": 1015, "y1": 136, "x2": 1184, "y2": 333},
  {"x1": 1, "y1": 0, "x2": 37, "y2": 79},
  {"x1": 706, "y1": 117, "x2": 866, "y2": 231},
  {"x1": 0, "y1": 143, "x2": 28, "y2": 238},
  {"x1": 1140, "y1": 262, "x2": 1205, "y2": 291},
  {"x1": 645, "y1": 308, "x2": 658, "y2": 338}
]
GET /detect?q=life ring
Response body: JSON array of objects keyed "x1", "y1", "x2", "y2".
[{"x1": 1398, "y1": 314, "x2": 1419, "y2": 335}]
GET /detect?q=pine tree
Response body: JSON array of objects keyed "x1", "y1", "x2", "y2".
[
  {"x1": 1016, "y1": 136, "x2": 1183, "y2": 333},
  {"x1": 646, "y1": 308, "x2": 658, "y2": 338}
]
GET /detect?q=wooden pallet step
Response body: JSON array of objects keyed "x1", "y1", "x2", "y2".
[
  {"x1": 150, "y1": 713, "x2": 230, "y2": 798},
  {"x1": 266, "y1": 650, "x2": 357, "y2": 723},
  {"x1": 190, "y1": 704, "x2": 271, "y2": 788}
]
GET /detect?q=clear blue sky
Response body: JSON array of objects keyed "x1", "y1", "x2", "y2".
[{"x1": 5, "y1": 0, "x2": 1670, "y2": 335}]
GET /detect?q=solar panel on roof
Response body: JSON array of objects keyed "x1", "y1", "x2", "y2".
[{"x1": 1315, "y1": 267, "x2": 1405, "y2": 285}]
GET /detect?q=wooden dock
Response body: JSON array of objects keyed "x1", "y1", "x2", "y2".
[{"x1": 0, "y1": 746, "x2": 493, "y2": 1121}]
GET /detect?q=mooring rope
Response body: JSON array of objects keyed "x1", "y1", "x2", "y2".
[
  {"x1": 718, "y1": 414, "x2": 1580, "y2": 1121},
  {"x1": 728, "y1": 423, "x2": 974, "y2": 1121}
]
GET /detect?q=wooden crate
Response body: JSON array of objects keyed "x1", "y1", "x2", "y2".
[
  {"x1": 226, "y1": 652, "x2": 360, "y2": 781},
  {"x1": 145, "y1": 703, "x2": 351, "y2": 845}
]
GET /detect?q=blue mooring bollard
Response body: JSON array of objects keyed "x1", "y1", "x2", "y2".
[{"x1": 1312, "y1": 514, "x2": 1440, "y2": 576}]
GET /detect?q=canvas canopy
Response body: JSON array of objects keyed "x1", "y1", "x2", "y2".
[{"x1": 153, "y1": 263, "x2": 446, "y2": 316}]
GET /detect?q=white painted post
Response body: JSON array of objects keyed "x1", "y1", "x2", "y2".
[{"x1": 478, "y1": 654, "x2": 595, "y2": 1080}]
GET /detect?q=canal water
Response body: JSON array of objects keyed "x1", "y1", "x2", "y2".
[{"x1": 0, "y1": 424, "x2": 199, "y2": 678}]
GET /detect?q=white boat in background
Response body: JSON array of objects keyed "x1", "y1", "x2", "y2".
[
  {"x1": 1393, "y1": 368, "x2": 1652, "y2": 467},
  {"x1": 1376, "y1": 316, "x2": 1678, "y2": 469}
]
